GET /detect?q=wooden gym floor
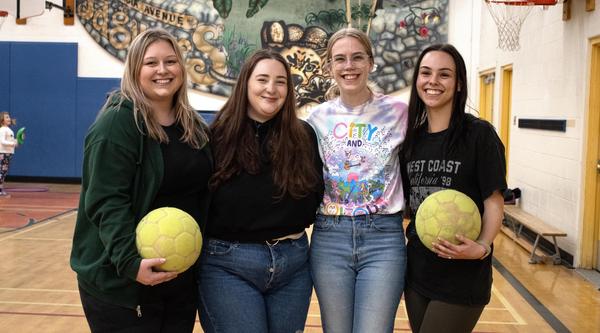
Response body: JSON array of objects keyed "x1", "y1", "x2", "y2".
[{"x1": 0, "y1": 182, "x2": 599, "y2": 332}]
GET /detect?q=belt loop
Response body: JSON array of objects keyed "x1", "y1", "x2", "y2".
[{"x1": 366, "y1": 214, "x2": 371, "y2": 225}]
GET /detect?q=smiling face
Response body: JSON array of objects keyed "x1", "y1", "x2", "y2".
[
  {"x1": 247, "y1": 58, "x2": 288, "y2": 122},
  {"x1": 416, "y1": 50, "x2": 458, "y2": 116},
  {"x1": 1, "y1": 113, "x2": 10, "y2": 126},
  {"x1": 139, "y1": 40, "x2": 184, "y2": 106},
  {"x1": 329, "y1": 36, "x2": 373, "y2": 99}
]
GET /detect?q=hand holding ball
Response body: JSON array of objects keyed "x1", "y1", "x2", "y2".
[
  {"x1": 136, "y1": 207, "x2": 202, "y2": 273},
  {"x1": 416, "y1": 189, "x2": 481, "y2": 252}
]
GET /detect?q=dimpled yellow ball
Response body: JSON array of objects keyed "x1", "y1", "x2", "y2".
[
  {"x1": 415, "y1": 189, "x2": 481, "y2": 252},
  {"x1": 136, "y1": 207, "x2": 202, "y2": 273}
]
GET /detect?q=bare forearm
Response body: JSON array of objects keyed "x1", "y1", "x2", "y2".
[{"x1": 478, "y1": 191, "x2": 504, "y2": 245}]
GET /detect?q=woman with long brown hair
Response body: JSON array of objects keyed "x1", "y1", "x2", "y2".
[
  {"x1": 401, "y1": 44, "x2": 506, "y2": 333},
  {"x1": 196, "y1": 49, "x2": 323, "y2": 333}
]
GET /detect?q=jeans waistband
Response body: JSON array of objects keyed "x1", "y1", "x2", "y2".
[
  {"x1": 317, "y1": 211, "x2": 403, "y2": 222},
  {"x1": 211, "y1": 232, "x2": 306, "y2": 247}
]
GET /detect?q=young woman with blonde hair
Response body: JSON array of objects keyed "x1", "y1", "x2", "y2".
[
  {"x1": 71, "y1": 27, "x2": 212, "y2": 332},
  {"x1": 307, "y1": 27, "x2": 409, "y2": 333}
]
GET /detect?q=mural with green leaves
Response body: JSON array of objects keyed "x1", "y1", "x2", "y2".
[{"x1": 76, "y1": 0, "x2": 448, "y2": 111}]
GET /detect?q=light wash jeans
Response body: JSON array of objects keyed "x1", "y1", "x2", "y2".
[
  {"x1": 197, "y1": 234, "x2": 312, "y2": 333},
  {"x1": 310, "y1": 213, "x2": 407, "y2": 333}
]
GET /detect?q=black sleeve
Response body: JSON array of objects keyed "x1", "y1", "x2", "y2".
[
  {"x1": 399, "y1": 147, "x2": 411, "y2": 217},
  {"x1": 302, "y1": 120, "x2": 325, "y2": 204},
  {"x1": 475, "y1": 122, "x2": 507, "y2": 200}
]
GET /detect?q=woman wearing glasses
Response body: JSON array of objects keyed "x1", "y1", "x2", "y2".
[{"x1": 307, "y1": 27, "x2": 408, "y2": 333}]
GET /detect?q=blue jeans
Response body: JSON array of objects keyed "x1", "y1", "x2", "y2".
[
  {"x1": 197, "y1": 234, "x2": 312, "y2": 333},
  {"x1": 310, "y1": 213, "x2": 407, "y2": 333}
]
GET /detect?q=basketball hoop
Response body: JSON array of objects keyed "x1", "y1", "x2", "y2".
[
  {"x1": 0, "y1": 11, "x2": 8, "y2": 30},
  {"x1": 485, "y1": 0, "x2": 558, "y2": 51}
]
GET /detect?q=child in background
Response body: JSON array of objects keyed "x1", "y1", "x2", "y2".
[{"x1": 0, "y1": 111, "x2": 17, "y2": 197}]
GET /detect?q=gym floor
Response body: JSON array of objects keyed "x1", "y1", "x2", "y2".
[{"x1": 0, "y1": 182, "x2": 599, "y2": 332}]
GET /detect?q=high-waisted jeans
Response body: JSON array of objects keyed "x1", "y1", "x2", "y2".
[
  {"x1": 310, "y1": 213, "x2": 407, "y2": 333},
  {"x1": 197, "y1": 234, "x2": 312, "y2": 333}
]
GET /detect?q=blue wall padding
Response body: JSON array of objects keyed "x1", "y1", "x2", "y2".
[
  {"x1": 10, "y1": 42, "x2": 78, "y2": 177},
  {"x1": 75, "y1": 78, "x2": 121, "y2": 177},
  {"x1": 0, "y1": 41, "x2": 121, "y2": 178},
  {"x1": 1, "y1": 41, "x2": 214, "y2": 179},
  {"x1": 198, "y1": 111, "x2": 217, "y2": 124},
  {"x1": 0, "y1": 43, "x2": 10, "y2": 112}
]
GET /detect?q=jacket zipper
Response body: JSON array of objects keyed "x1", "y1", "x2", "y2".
[{"x1": 136, "y1": 305, "x2": 142, "y2": 317}]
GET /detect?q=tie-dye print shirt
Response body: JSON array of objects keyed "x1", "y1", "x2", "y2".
[{"x1": 307, "y1": 94, "x2": 408, "y2": 216}]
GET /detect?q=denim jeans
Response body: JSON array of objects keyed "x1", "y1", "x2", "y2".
[
  {"x1": 197, "y1": 233, "x2": 312, "y2": 333},
  {"x1": 310, "y1": 213, "x2": 407, "y2": 333}
]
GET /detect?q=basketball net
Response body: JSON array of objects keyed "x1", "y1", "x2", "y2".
[
  {"x1": 485, "y1": 0, "x2": 534, "y2": 51},
  {"x1": 0, "y1": 11, "x2": 8, "y2": 30}
]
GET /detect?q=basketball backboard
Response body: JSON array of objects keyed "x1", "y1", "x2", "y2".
[{"x1": 0, "y1": 0, "x2": 45, "y2": 19}]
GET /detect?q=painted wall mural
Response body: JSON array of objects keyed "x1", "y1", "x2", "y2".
[{"x1": 77, "y1": 0, "x2": 448, "y2": 113}]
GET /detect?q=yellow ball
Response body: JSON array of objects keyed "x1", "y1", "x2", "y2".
[
  {"x1": 415, "y1": 189, "x2": 481, "y2": 252},
  {"x1": 135, "y1": 207, "x2": 202, "y2": 273}
]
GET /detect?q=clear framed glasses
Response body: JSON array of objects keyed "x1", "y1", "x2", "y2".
[{"x1": 330, "y1": 53, "x2": 371, "y2": 69}]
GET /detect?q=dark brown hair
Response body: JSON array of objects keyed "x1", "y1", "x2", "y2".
[
  {"x1": 403, "y1": 43, "x2": 469, "y2": 160},
  {"x1": 209, "y1": 49, "x2": 320, "y2": 199}
]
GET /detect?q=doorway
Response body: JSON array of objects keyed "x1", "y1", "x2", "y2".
[
  {"x1": 582, "y1": 37, "x2": 600, "y2": 270},
  {"x1": 479, "y1": 70, "x2": 495, "y2": 122},
  {"x1": 500, "y1": 65, "x2": 513, "y2": 174}
]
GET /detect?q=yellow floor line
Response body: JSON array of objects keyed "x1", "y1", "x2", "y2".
[
  {"x1": 489, "y1": 284, "x2": 527, "y2": 325},
  {"x1": 0, "y1": 288, "x2": 79, "y2": 293},
  {"x1": 7, "y1": 237, "x2": 72, "y2": 241},
  {"x1": 0, "y1": 211, "x2": 76, "y2": 243},
  {"x1": 0, "y1": 301, "x2": 81, "y2": 307}
]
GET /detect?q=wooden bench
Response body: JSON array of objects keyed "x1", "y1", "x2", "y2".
[{"x1": 502, "y1": 205, "x2": 567, "y2": 264}]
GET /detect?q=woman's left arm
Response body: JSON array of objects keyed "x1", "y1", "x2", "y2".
[
  {"x1": 476, "y1": 190, "x2": 504, "y2": 249},
  {"x1": 433, "y1": 190, "x2": 503, "y2": 260}
]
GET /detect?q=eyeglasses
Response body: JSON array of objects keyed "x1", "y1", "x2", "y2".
[{"x1": 330, "y1": 53, "x2": 371, "y2": 69}]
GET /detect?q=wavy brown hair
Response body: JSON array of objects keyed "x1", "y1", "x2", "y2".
[{"x1": 209, "y1": 49, "x2": 320, "y2": 199}]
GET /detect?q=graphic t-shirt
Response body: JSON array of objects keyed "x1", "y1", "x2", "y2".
[
  {"x1": 404, "y1": 115, "x2": 507, "y2": 305},
  {"x1": 308, "y1": 94, "x2": 408, "y2": 216}
]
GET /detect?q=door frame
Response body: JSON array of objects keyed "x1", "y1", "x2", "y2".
[
  {"x1": 479, "y1": 69, "x2": 495, "y2": 122},
  {"x1": 500, "y1": 65, "x2": 513, "y2": 175},
  {"x1": 580, "y1": 36, "x2": 600, "y2": 269}
]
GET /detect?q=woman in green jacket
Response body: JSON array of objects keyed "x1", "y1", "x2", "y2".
[{"x1": 70, "y1": 28, "x2": 212, "y2": 332}]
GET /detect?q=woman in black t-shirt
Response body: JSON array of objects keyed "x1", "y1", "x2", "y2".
[{"x1": 401, "y1": 44, "x2": 507, "y2": 333}]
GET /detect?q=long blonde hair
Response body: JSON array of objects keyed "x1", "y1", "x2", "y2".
[
  {"x1": 111, "y1": 28, "x2": 208, "y2": 149},
  {"x1": 322, "y1": 27, "x2": 375, "y2": 101}
]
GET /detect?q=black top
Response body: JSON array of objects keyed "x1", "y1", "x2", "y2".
[
  {"x1": 149, "y1": 124, "x2": 212, "y2": 226},
  {"x1": 403, "y1": 115, "x2": 506, "y2": 305},
  {"x1": 146, "y1": 123, "x2": 212, "y2": 301},
  {"x1": 206, "y1": 119, "x2": 324, "y2": 242}
]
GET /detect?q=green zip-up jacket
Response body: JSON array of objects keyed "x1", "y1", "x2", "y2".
[{"x1": 70, "y1": 93, "x2": 210, "y2": 309}]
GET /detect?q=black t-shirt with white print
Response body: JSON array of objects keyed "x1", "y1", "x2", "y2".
[{"x1": 404, "y1": 115, "x2": 507, "y2": 305}]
